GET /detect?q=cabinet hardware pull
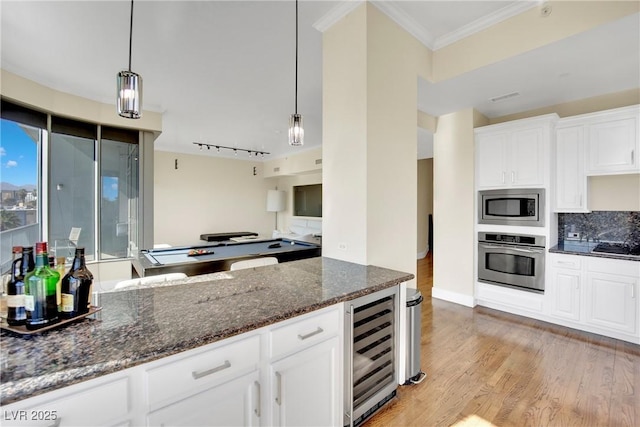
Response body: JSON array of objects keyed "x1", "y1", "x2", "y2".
[
  {"x1": 254, "y1": 381, "x2": 261, "y2": 417},
  {"x1": 511, "y1": 171, "x2": 515, "y2": 183},
  {"x1": 298, "y1": 327, "x2": 324, "y2": 340},
  {"x1": 191, "y1": 360, "x2": 231, "y2": 380},
  {"x1": 47, "y1": 419, "x2": 62, "y2": 427},
  {"x1": 501, "y1": 172, "x2": 505, "y2": 184},
  {"x1": 632, "y1": 286, "x2": 635, "y2": 299},
  {"x1": 275, "y1": 371, "x2": 282, "y2": 405}
]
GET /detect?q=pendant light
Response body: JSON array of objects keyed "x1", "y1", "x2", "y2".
[
  {"x1": 117, "y1": 0, "x2": 142, "y2": 119},
  {"x1": 288, "y1": 0, "x2": 303, "y2": 146}
]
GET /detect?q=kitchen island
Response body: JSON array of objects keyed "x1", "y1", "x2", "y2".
[{"x1": 0, "y1": 257, "x2": 413, "y2": 426}]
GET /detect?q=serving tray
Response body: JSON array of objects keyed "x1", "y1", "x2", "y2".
[{"x1": 0, "y1": 306, "x2": 102, "y2": 336}]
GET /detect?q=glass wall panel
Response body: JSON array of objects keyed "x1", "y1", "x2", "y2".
[
  {"x1": 0, "y1": 119, "x2": 41, "y2": 271},
  {"x1": 100, "y1": 139, "x2": 139, "y2": 259},
  {"x1": 49, "y1": 133, "x2": 95, "y2": 260}
]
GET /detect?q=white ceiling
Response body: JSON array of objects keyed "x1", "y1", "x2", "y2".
[{"x1": 1, "y1": 1, "x2": 638, "y2": 161}]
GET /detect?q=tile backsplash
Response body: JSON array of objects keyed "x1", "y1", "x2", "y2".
[{"x1": 558, "y1": 211, "x2": 640, "y2": 246}]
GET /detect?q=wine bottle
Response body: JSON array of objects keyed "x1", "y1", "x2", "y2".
[
  {"x1": 60, "y1": 248, "x2": 94, "y2": 318},
  {"x1": 55, "y1": 257, "x2": 65, "y2": 311},
  {"x1": 24, "y1": 242, "x2": 60, "y2": 329},
  {"x1": 6, "y1": 246, "x2": 26, "y2": 326}
]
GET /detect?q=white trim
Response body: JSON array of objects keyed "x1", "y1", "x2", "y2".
[
  {"x1": 370, "y1": 1, "x2": 435, "y2": 49},
  {"x1": 417, "y1": 247, "x2": 429, "y2": 260},
  {"x1": 431, "y1": 287, "x2": 476, "y2": 308},
  {"x1": 433, "y1": 1, "x2": 540, "y2": 50},
  {"x1": 313, "y1": 0, "x2": 364, "y2": 33}
]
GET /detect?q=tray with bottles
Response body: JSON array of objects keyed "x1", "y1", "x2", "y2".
[{"x1": 0, "y1": 306, "x2": 102, "y2": 336}]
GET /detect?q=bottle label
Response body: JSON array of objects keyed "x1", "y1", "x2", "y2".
[
  {"x1": 6, "y1": 294, "x2": 25, "y2": 308},
  {"x1": 24, "y1": 295, "x2": 35, "y2": 311},
  {"x1": 61, "y1": 293, "x2": 74, "y2": 312}
]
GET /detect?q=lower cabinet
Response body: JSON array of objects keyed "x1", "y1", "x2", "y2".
[
  {"x1": 269, "y1": 337, "x2": 340, "y2": 427},
  {"x1": 147, "y1": 371, "x2": 260, "y2": 427},
  {"x1": 548, "y1": 253, "x2": 639, "y2": 342}
]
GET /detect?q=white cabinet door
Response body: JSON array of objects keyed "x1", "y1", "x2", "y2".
[
  {"x1": 510, "y1": 127, "x2": 545, "y2": 186},
  {"x1": 549, "y1": 268, "x2": 582, "y2": 321},
  {"x1": 147, "y1": 371, "x2": 260, "y2": 427},
  {"x1": 585, "y1": 272, "x2": 637, "y2": 335},
  {"x1": 270, "y1": 336, "x2": 340, "y2": 427},
  {"x1": 476, "y1": 132, "x2": 508, "y2": 188},
  {"x1": 555, "y1": 125, "x2": 588, "y2": 212},
  {"x1": 587, "y1": 115, "x2": 639, "y2": 174}
]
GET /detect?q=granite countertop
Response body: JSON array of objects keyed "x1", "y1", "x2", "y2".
[
  {"x1": 549, "y1": 241, "x2": 640, "y2": 262},
  {"x1": 0, "y1": 257, "x2": 413, "y2": 405}
]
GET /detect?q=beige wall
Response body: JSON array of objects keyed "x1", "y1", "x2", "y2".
[
  {"x1": 417, "y1": 159, "x2": 433, "y2": 257},
  {"x1": 154, "y1": 151, "x2": 274, "y2": 246},
  {"x1": 323, "y1": 3, "x2": 427, "y2": 285},
  {"x1": 589, "y1": 174, "x2": 640, "y2": 211}
]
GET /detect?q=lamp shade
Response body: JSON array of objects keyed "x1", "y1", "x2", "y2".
[
  {"x1": 267, "y1": 190, "x2": 286, "y2": 212},
  {"x1": 117, "y1": 70, "x2": 142, "y2": 119}
]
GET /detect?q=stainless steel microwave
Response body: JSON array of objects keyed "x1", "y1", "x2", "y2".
[{"x1": 478, "y1": 188, "x2": 545, "y2": 227}]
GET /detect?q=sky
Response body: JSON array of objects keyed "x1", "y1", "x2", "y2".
[{"x1": 0, "y1": 119, "x2": 37, "y2": 187}]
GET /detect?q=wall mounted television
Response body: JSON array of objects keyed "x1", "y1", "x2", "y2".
[{"x1": 293, "y1": 184, "x2": 322, "y2": 217}]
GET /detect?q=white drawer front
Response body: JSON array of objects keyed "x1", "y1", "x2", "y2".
[
  {"x1": 7, "y1": 377, "x2": 129, "y2": 427},
  {"x1": 146, "y1": 335, "x2": 259, "y2": 407},
  {"x1": 269, "y1": 307, "x2": 339, "y2": 360},
  {"x1": 587, "y1": 257, "x2": 640, "y2": 277},
  {"x1": 550, "y1": 253, "x2": 583, "y2": 270}
]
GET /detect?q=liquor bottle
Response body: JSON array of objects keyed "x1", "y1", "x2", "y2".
[
  {"x1": 24, "y1": 242, "x2": 59, "y2": 329},
  {"x1": 55, "y1": 257, "x2": 66, "y2": 311},
  {"x1": 60, "y1": 248, "x2": 93, "y2": 318},
  {"x1": 5, "y1": 246, "x2": 26, "y2": 326}
]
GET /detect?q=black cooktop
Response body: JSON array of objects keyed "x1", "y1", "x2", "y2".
[{"x1": 592, "y1": 242, "x2": 640, "y2": 256}]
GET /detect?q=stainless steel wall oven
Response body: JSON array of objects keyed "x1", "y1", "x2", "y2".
[
  {"x1": 479, "y1": 188, "x2": 545, "y2": 227},
  {"x1": 478, "y1": 232, "x2": 546, "y2": 293}
]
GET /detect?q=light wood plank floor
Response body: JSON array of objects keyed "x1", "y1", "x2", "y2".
[{"x1": 364, "y1": 253, "x2": 640, "y2": 427}]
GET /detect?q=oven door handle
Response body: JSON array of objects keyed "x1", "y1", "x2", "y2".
[{"x1": 479, "y1": 243, "x2": 544, "y2": 254}]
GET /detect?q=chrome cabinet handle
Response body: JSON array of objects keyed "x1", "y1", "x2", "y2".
[
  {"x1": 275, "y1": 371, "x2": 282, "y2": 405},
  {"x1": 511, "y1": 171, "x2": 515, "y2": 183},
  {"x1": 254, "y1": 381, "x2": 261, "y2": 417},
  {"x1": 191, "y1": 360, "x2": 231, "y2": 380},
  {"x1": 298, "y1": 327, "x2": 323, "y2": 341},
  {"x1": 501, "y1": 171, "x2": 505, "y2": 184}
]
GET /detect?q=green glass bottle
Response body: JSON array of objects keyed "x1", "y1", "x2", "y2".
[{"x1": 24, "y1": 242, "x2": 60, "y2": 330}]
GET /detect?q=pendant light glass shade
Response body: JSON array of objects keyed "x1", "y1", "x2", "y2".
[
  {"x1": 288, "y1": 114, "x2": 304, "y2": 146},
  {"x1": 117, "y1": 70, "x2": 142, "y2": 119},
  {"x1": 117, "y1": 0, "x2": 142, "y2": 119}
]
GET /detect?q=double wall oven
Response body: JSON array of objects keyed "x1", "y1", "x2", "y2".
[{"x1": 477, "y1": 188, "x2": 547, "y2": 293}]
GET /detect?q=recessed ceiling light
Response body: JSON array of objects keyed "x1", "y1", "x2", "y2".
[{"x1": 489, "y1": 92, "x2": 520, "y2": 103}]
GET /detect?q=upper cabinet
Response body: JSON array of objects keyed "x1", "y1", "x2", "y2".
[
  {"x1": 264, "y1": 148, "x2": 322, "y2": 178},
  {"x1": 475, "y1": 114, "x2": 557, "y2": 189},
  {"x1": 585, "y1": 106, "x2": 640, "y2": 175},
  {"x1": 554, "y1": 105, "x2": 640, "y2": 213}
]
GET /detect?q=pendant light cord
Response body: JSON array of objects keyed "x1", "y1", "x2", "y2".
[
  {"x1": 294, "y1": 0, "x2": 298, "y2": 114},
  {"x1": 128, "y1": 0, "x2": 134, "y2": 72}
]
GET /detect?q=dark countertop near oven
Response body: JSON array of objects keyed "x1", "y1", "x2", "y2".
[
  {"x1": 550, "y1": 241, "x2": 640, "y2": 262},
  {"x1": 0, "y1": 257, "x2": 413, "y2": 405}
]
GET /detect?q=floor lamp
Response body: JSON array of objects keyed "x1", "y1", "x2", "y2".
[{"x1": 267, "y1": 189, "x2": 286, "y2": 232}]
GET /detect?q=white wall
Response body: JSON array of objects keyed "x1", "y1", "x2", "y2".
[{"x1": 153, "y1": 151, "x2": 274, "y2": 246}]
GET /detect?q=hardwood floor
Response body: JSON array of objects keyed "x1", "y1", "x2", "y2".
[{"x1": 364, "y1": 252, "x2": 640, "y2": 427}]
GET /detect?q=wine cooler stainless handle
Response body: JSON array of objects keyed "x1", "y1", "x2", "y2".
[
  {"x1": 254, "y1": 381, "x2": 261, "y2": 417},
  {"x1": 298, "y1": 327, "x2": 323, "y2": 341},
  {"x1": 275, "y1": 371, "x2": 282, "y2": 405},
  {"x1": 191, "y1": 360, "x2": 231, "y2": 380},
  {"x1": 345, "y1": 304, "x2": 355, "y2": 427}
]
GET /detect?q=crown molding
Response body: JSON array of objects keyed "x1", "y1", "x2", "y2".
[
  {"x1": 313, "y1": 0, "x2": 364, "y2": 33},
  {"x1": 433, "y1": 1, "x2": 541, "y2": 50},
  {"x1": 314, "y1": 1, "x2": 541, "y2": 51}
]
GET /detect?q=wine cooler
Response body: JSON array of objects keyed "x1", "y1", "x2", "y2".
[{"x1": 344, "y1": 286, "x2": 399, "y2": 427}]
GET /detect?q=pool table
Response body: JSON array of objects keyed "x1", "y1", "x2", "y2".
[{"x1": 131, "y1": 238, "x2": 321, "y2": 277}]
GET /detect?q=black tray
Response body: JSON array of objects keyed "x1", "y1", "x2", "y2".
[{"x1": 0, "y1": 306, "x2": 102, "y2": 336}]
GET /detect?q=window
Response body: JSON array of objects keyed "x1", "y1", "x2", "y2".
[{"x1": 1, "y1": 100, "x2": 141, "y2": 267}]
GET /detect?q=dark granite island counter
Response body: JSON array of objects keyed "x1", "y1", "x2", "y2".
[{"x1": 1, "y1": 257, "x2": 413, "y2": 408}]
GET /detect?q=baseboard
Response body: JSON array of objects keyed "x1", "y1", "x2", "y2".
[{"x1": 431, "y1": 287, "x2": 476, "y2": 308}]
